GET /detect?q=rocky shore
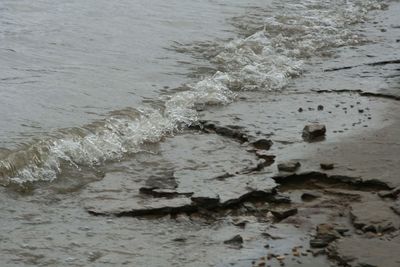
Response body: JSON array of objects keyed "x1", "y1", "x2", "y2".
[
  {"x1": 0, "y1": 2, "x2": 399, "y2": 267},
  {"x1": 81, "y1": 2, "x2": 400, "y2": 266}
]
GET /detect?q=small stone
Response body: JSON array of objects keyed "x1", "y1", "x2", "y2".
[
  {"x1": 310, "y1": 239, "x2": 329, "y2": 248},
  {"x1": 301, "y1": 191, "x2": 322, "y2": 201},
  {"x1": 233, "y1": 220, "x2": 248, "y2": 228},
  {"x1": 276, "y1": 256, "x2": 285, "y2": 261},
  {"x1": 317, "y1": 105, "x2": 324, "y2": 111},
  {"x1": 262, "y1": 233, "x2": 284, "y2": 240},
  {"x1": 310, "y1": 224, "x2": 340, "y2": 248},
  {"x1": 298, "y1": 107, "x2": 303, "y2": 112},
  {"x1": 271, "y1": 208, "x2": 298, "y2": 221},
  {"x1": 251, "y1": 139, "x2": 273, "y2": 150},
  {"x1": 358, "y1": 109, "x2": 364, "y2": 113},
  {"x1": 277, "y1": 161, "x2": 301, "y2": 172},
  {"x1": 224, "y1": 235, "x2": 243, "y2": 246},
  {"x1": 320, "y1": 163, "x2": 334, "y2": 170},
  {"x1": 255, "y1": 150, "x2": 276, "y2": 165},
  {"x1": 302, "y1": 124, "x2": 326, "y2": 141}
]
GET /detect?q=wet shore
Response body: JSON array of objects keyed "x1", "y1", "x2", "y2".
[{"x1": 1, "y1": 1, "x2": 400, "y2": 267}]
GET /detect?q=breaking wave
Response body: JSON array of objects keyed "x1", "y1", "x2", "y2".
[{"x1": 0, "y1": 0, "x2": 387, "y2": 185}]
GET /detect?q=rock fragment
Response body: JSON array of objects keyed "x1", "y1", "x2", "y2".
[
  {"x1": 390, "y1": 201, "x2": 400, "y2": 216},
  {"x1": 310, "y1": 224, "x2": 340, "y2": 248},
  {"x1": 320, "y1": 163, "x2": 334, "y2": 170},
  {"x1": 277, "y1": 161, "x2": 301, "y2": 172},
  {"x1": 302, "y1": 124, "x2": 326, "y2": 141},
  {"x1": 271, "y1": 208, "x2": 298, "y2": 221},
  {"x1": 378, "y1": 187, "x2": 400, "y2": 199},
  {"x1": 255, "y1": 150, "x2": 276, "y2": 165},
  {"x1": 251, "y1": 139, "x2": 273, "y2": 150},
  {"x1": 301, "y1": 191, "x2": 322, "y2": 201},
  {"x1": 224, "y1": 235, "x2": 244, "y2": 248}
]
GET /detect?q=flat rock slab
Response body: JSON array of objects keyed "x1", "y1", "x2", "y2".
[
  {"x1": 81, "y1": 133, "x2": 277, "y2": 216},
  {"x1": 329, "y1": 236, "x2": 400, "y2": 267},
  {"x1": 350, "y1": 199, "x2": 400, "y2": 232},
  {"x1": 86, "y1": 197, "x2": 194, "y2": 216}
]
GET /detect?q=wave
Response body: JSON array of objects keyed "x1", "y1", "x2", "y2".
[{"x1": 0, "y1": 0, "x2": 386, "y2": 186}]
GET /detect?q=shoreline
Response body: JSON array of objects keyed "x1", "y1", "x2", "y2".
[
  {"x1": 0, "y1": 1, "x2": 399, "y2": 266},
  {"x1": 82, "y1": 1, "x2": 400, "y2": 265}
]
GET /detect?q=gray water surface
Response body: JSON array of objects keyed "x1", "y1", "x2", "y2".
[{"x1": 0, "y1": 0, "x2": 269, "y2": 148}]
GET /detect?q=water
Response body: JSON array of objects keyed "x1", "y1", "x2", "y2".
[
  {"x1": 0, "y1": 0, "x2": 392, "y2": 265},
  {"x1": 0, "y1": 0, "x2": 387, "y2": 186}
]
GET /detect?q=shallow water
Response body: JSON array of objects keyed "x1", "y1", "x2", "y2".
[
  {"x1": 0, "y1": 0, "x2": 388, "y2": 185},
  {"x1": 0, "y1": 0, "x2": 395, "y2": 266}
]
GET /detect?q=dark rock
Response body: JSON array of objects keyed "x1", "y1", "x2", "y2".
[
  {"x1": 317, "y1": 105, "x2": 324, "y2": 111},
  {"x1": 358, "y1": 109, "x2": 364, "y2": 113},
  {"x1": 310, "y1": 239, "x2": 329, "y2": 248},
  {"x1": 224, "y1": 235, "x2": 243, "y2": 247},
  {"x1": 302, "y1": 124, "x2": 326, "y2": 141},
  {"x1": 251, "y1": 139, "x2": 273, "y2": 150},
  {"x1": 277, "y1": 161, "x2": 301, "y2": 172},
  {"x1": 233, "y1": 220, "x2": 248, "y2": 228},
  {"x1": 298, "y1": 107, "x2": 304, "y2": 112},
  {"x1": 255, "y1": 150, "x2": 275, "y2": 165},
  {"x1": 214, "y1": 126, "x2": 236, "y2": 137},
  {"x1": 242, "y1": 202, "x2": 258, "y2": 212},
  {"x1": 335, "y1": 228, "x2": 350, "y2": 236},
  {"x1": 139, "y1": 187, "x2": 193, "y2": 198},
  {"x1": 191, "y1": 195, "x2": 220, "y2": 209},
  {"x1": 311, "y1": 249, "x2": 326, "y2": 257},
  {"x1": 310, "y1": 224, "x2": 340, "y2": 248},
  {"x1": 301, "y1": 191, "x2": 322, "y2": 201},
  {"x1": 214, "y1": 172, "x2": 235, "y2": 181},
  {"x1": 270, "y1": 194, "x2": 292, "y2": 204},
  {"x1": 320, "y1": 163, "x2": 334, "y2": 170},
  {"x1": 273, "y1": 171, "x2": 328, "y2": 184},
  {"x1": 390, "y1": 201, "x2": 400, "y2": 216},
  {"x1": 271, "y1": 208, "x2": 298, "y2": 221},
  {"x1": 172, "y1": 237, "x2": 187, "y2": 242},
  {"x1": 262, "y1": 233, "x2": 284, "y2": 240},
  {"x1": 378, "y1": 187, "x2": 400, "y2": 199},
  {"x1": 86, "y1": 197, "x2": 196, "y2": 217},
  {"x1": 317, "y1": 224, "x2": 340, "y2": 241}
]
